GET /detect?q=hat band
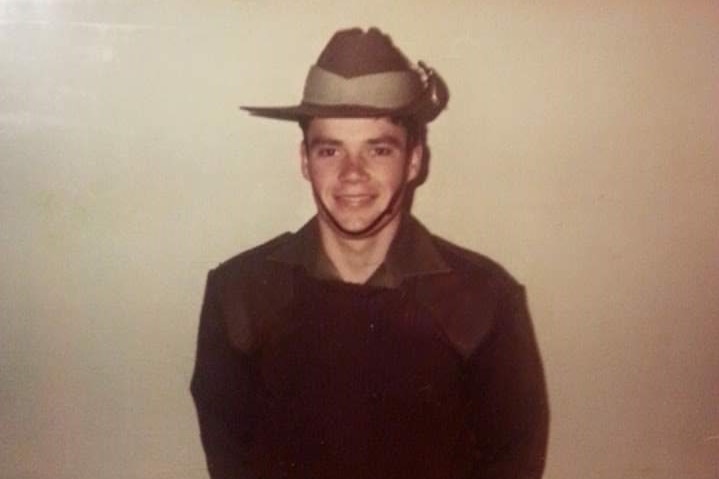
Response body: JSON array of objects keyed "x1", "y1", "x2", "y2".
[{"x1": 302, "y1": 66, "x2": 422, "y2": 109}]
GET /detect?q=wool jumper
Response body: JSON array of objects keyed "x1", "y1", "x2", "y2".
[
  {"x1": 191, "y1": 216, "x2": 549, "y2": 479},
  {"x1": 251, "y1": 271, "x2": 474, "y2": 478}
]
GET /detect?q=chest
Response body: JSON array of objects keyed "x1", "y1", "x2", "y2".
[{"x1": 257, "y1": 277, "x2": 466, "y2": 407}]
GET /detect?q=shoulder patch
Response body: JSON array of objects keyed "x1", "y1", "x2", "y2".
[
  {"x1": 210, "y1": 232, "x2": 296, "y2": 354},
  {"x1": 417, "y1": 235, "x2": 523, "y2": 359}
]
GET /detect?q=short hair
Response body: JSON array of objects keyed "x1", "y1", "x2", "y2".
[{"x1": 298, "y1": 116, "x2": 427, "y2": 152}]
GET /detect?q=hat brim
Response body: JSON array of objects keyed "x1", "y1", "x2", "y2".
[
  {"x1": 240, "y1": 102, "x2": 428, "y2": 122},
  {"x1": 241, "y1": 68, "x2": 449, "y2": 123}
]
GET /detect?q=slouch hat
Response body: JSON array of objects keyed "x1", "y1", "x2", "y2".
[{"x1": 241, "y1": 27, "x2": 449, "y2": 123}]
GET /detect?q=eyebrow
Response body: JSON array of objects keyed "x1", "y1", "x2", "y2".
[
  {"x1": 307, "y1": 136, "x2": 343, "y2": 149},
  {"x1": 367, "y1": 135, "x2": 404, "y2": 148},
  {"x1": 307, "y1": 134, "x2": 405, "y2": 149}
]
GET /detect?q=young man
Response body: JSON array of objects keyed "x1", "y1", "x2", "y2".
[{"x1": 191, "y1": 28, "x2": 549, "y2": 479}]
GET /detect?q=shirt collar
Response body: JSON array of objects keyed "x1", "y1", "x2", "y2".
[{"x1": 267, "y1": 215, "x2": 452, "y2": 288}]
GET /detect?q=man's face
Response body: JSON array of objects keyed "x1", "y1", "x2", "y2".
[{"x1": 301, "y1": 117, "x2": 422, "y2": 238}]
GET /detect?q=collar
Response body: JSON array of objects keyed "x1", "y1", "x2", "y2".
[{"x1": 267, "y1": 215, "x2": 452, "y2": 288}]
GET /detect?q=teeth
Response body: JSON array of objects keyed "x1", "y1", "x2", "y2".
[{"x1": 337, "y1": 195, "x2": 371, "y2": 206}]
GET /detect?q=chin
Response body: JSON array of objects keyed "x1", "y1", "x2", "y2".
[
  {"x1": 329, "y1": 210, "x2": 402, "y2": 238},
  {"x1": 333, "y1": 219, "x2": 378, "y2": 236}
]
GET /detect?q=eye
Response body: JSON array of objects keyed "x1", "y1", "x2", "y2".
[
  {"x1": 370, "y1": 145, "x2": 396, "y2": 157},
  {"x1": 315, "y1": 147, "x2": 339, "y2": 158}
]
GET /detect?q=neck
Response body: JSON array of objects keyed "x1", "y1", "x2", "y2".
[{"x1": 317, "y1": 215, "x2": 402, "y2": 284}]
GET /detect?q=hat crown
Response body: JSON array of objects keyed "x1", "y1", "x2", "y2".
[{"x1": 316, "y1": 28, "x2": 412, "y2": 78}]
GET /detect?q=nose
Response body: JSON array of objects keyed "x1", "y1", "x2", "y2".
[{"x1": 338, "y1": 151, "x2": 369, "y2": 182}]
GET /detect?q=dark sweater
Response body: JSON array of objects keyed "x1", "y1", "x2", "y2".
[
  {"x1": 251, "y1": 271, "x2": 473, "y2": 478},
  {"x1": 191, "y1": 217, "x2": 548, "y2": 479}
]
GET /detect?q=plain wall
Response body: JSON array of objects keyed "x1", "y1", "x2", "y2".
[{"x1": 1, "y1": 1, "x2": 717, "y2": 478}]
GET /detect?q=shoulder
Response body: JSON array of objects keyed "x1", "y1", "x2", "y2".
[
  {"x1": 211, "y1": 232, "x2": 293, "y2": 282},
  {"x1": 430, "y1": 234, "x2": 522, "y2": 292},
  {"x1": 205, "y1": 232, "x2": 298, "y2": 307}
]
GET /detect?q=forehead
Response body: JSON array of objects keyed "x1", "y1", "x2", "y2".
[{"x1": 304, "y1": 117, "x2": 408, "y2": 144}]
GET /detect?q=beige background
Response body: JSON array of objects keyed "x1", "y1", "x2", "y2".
[{"x1": 1, "y1": 1, "x2": 718, "y2": 478}]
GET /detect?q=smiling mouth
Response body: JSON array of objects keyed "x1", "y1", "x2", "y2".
[{"x1": 335, "y1": 194, "x2": 375, "y2": 207}]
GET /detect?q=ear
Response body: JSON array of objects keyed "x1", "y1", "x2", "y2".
[
  {"x1": 300, "y1": 141, "x2": 310, "y2": 180},
  {"x1": 406, "y1": 143, "x2": 423, "y2": 183}
]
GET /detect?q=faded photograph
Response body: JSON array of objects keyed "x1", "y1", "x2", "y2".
[{"x1": 1, "y1": 2, "x2": 717, "y2": 479}]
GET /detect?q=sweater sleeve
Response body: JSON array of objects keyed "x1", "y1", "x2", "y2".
[
  {"x1": 190, "y1": 270, "x2": 259, "y2": 479},
  {"x1": 465, "y1": 284, "x2": 549, "y2": 479}
]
